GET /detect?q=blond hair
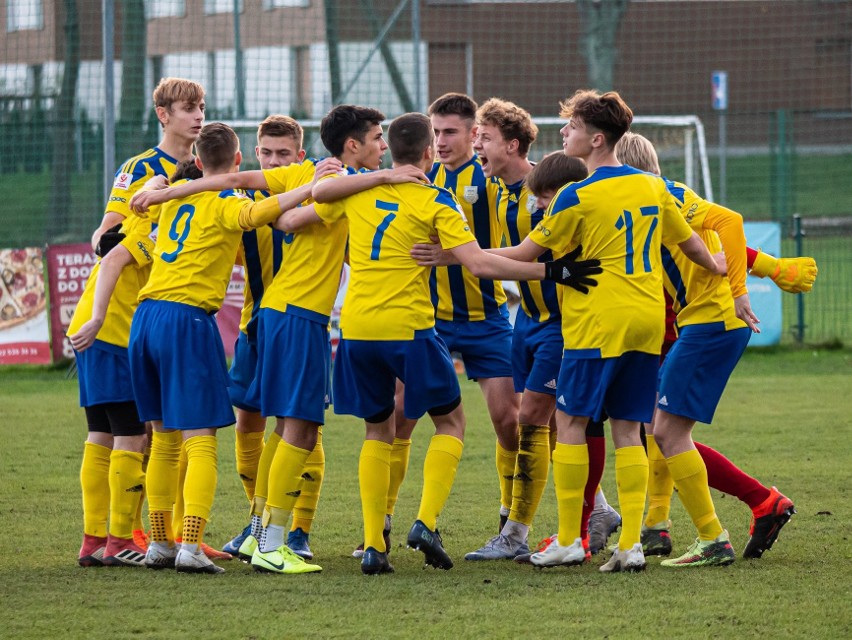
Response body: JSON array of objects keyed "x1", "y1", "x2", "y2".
[{"x1": 476, "y1": 98, "x2": 538, "y2": 156}]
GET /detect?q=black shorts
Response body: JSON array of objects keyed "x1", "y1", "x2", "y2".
[{"x1": 85, "y1": 401, "x2": 146, "y2": 437}]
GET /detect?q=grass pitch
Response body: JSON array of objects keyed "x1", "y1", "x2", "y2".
[{"x1": 1, "y1": 348, "x2": 850, "y2": 639}]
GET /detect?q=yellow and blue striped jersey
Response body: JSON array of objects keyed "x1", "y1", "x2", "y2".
[
  {"x1": 661, "y1": 179, "x2": 747, "y2": 331},
  {"x1": 67, "y1": 215, "x2": 156, "y2": 348},
  {"x1": 140, "y1": 188, "x2": 277, "y2": 313},
  {"x1": 495, "y1": 177, "x2": 560, "y2": 323},
  {"x1": 315, "y1": 181, "x2": 476, "y2": 340},
  {"x1": 529, "y1": 165, "x2": 693, "y2": 358},
  {"x1": 105, "y1": 147, "x2": 179, "y2": 219},
  {"x1": 237, "y1": 188, "x2": 287, "y2": 339},
  {"x1": 260, "y1": 162, "x2": 351, "y2": 322},
  {"x1": 428, "y1": 156, "x2": 506, "y2": 322}
]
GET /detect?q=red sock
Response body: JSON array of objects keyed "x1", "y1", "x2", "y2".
[
  {"x1": 696, "y1": 441, "x2": 770, "y2": 510},
  {"x1": 581, "y1": 435, "x2": 607, "y2": 540}
]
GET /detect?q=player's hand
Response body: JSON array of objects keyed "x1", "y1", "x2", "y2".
[
  {"x1": 129, "y1": 184, "x2": 168, "y2": 215},
  {"x1": 711, "y1": 251, "x2": 728, "y2": 276},
  {"x1": 313, "y1": 157, "x2": 344, "y2": 184},
  {"x1": 68, "y1": 318, "x2": 104, "y2": 352},
  {"x1": 95, "y1": 224, "x2": 126, "y2": 258},
  {"x1": 734, "y1": 293, "x2": 761, "y2": 333},
  {"x1": 383, "y1": 165, "x2": 429, "y2": 185},
  {"x1": 544, "y1": 245, "x2": 603, "y2": 293},
  {"x1": 411, "y1": 235, "x2": 450, "y2": 266}
]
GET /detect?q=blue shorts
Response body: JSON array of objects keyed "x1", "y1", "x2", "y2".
[
  {"x1": 228, "y1": 331, "x2": 260, "y2": 412},
  {"x1": 511, "y1": 312, "x2": 563, "y2": 395},
  {"x1": 129, "y1": 299, "x2": 235, "y2": 430},
  {"x1": 556, "y1": 351, "x2": 659, "y2": 423},
  {"x1": 75, "y1": 340, "x2": 136, "y2": 407},
  {"x1": 657, "y1": 323, "x2": 751, "y2": 424},
  {"x1": 435, "y1": 305, "x2": 513, "y2": 380},
  {"x1": 333, "y1": 329, "x2": 460, "y2": 420},
  {"x1": 245, "y1": 307, "x2": 331, "y2": 425}
]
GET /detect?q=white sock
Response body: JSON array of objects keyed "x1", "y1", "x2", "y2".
[
  {"x1": 499, "y1": 505, "x2": 510, "y2": 517},
  {"x1": 502, "y1": 519, "x2": 529, "y2": 542},
  {"x1": 594, "y1": 488, "x2": 610, "y2": 512},
  {"x1": 261, "y1": 524, "x2": 285, "y2": 553},
  {"x1": 250, "y1": 513, "x2": 263, "y2": 539},
  {"x1": 181, "y1": 542, "x2": 199, "y2": 554}
]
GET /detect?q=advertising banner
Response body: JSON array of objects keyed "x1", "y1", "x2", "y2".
[
  {"x1": 45, "y1": 243, "x2": 97, "y2": 361},
  {"x1": 0, "y1": 247, "x2": 51, "y2": 364},
  {"x1": 744, "y1": 222, "x2": 783, "y2": 346}
]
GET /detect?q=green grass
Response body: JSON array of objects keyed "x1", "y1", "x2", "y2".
[{"x1": 1, "y1": 349, "x2": 851, "y2": 638}]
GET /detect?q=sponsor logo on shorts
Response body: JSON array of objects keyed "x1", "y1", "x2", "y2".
[
  {"x1": 544, "y1": 379, "x2": 557, "y2": 389},
  {"x1": 113, "y1": 172, "x2": 132, "y2": 190},
  {"x1": 658, "y1": 395, "x2": 668, "y2": 406},
  {"x1": 557, "y1": 395, "x2": 566, "y2": 406}
]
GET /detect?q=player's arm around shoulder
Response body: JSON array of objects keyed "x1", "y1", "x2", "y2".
[{"x1": 312, "y1": 164, "x2": 427, "y2": 202}]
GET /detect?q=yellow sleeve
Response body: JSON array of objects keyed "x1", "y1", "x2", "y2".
[
  {"x1": 660, "y1": 191, "x2": 693, "y2": 246},
  {"x1": 314, "y1": 199, "x2": 346, "y2": 224},
  {"x1": 236, "y1": 196, "x2": 283, "y2": 230},
  {"x1": 434, "y1": 202, "x2": 476, "y2": 251},
  {"x1": 704, "y1": 203, "x2": 748, "y2": 297},
  {"x1": 263, "y1": 164, "x2": 303, "y2": 194}
]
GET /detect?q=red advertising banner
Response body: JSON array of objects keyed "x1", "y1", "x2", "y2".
[
  {"x1": 0, "y1": 247, "x2": 51, "y2": 364},
  {"x1": 45, "y1": 243, "x2": 97, "y2": 362}
]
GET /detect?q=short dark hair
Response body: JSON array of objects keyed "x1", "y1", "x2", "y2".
[
  {"x1": 388, "y1": 113, "x2": 434, "y2": 165},
  {"x1": 195, "y1": 122, "x2": 239, "y2": 172},
  {"x1": 170, "y1": 159, "x2": 203, "y2": 183},
  {"x1": 526, "y1": 152, "x2": 588, "y2": 196},
  {"x1": 559, "y1": 89, "x2": 633, "y2": 147},
  {"x1": 257, "y1": 114, "x2": 303, "y2": 148},
  {"x1": 320, "y1": 105, "x2": 385, "y2": 157},
  {"x1": 428, "y1": 92, "x2": 478, "y2": 122}
]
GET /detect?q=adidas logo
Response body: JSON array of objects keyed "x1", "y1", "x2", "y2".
[
  {"x1": 126, "y1": 484, "x2": 144, "y2": 493},
  {"x1": 286, "y1": 490, "x2": 302, "y2": 498},
  {"x1": 557, "y1": 395, "x2": 566, "y2": 406},
  {"x1": 659, "y1": 395, "x2": 668, "y2": 406},
  {"x1": 544, "y1": 379, "x2": 557, "y2": 390}
]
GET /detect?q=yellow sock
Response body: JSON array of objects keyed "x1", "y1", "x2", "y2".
[
  {"x1": 416, "y1": 435, "x2": 464, "y2": 531},
  {"x1": 182, "y1": 515, "x2": 206, "y2": 547},
  {"x1": 645, "y1": 435, "x2": 673, "y2": 527},
  {"x1": 266, "y1": 440, "x2": 312, "y2": 526},
  {"x1": 667, "y1": 449, "x2": 723, "y2": 541},
  {"x1": 552, "y1": 443, "x2": 588, "y2": 545},
  {"x1": 252, "y1": 431, "x2": 282, "y2": 518},
  {"x1": 183, "y1": 435, "x2": 218, "y2": 522},
  {"x1": 146, "y1": 431, "x2": 182, "y2": 544},
  {"x1": 496, "y1": 442, "x2": 517, "y2": 514},
  {"x1": 509, "y1": 424, "x2": 551, "y2": 526},
  {"x1": 614, "y1": 446, "x2": 648, "y2": 550},
  {"x1": 80, "y1": 442, "x2": 111, "y2": 537},
  {"x1": 108, "y1": 450, "x2": 145, "y2": 539},
  {"x1": 385, "y1": 437, "x2": 411, "y2": 517},
  {"x1": 360, "y1": 440, "x2": 392, "y2": 552},
  {"x1": 235, "y1": 430, "x2": 265, "y2": 503},
  {"x1": 133, "y1": 439, "x2": 151, "y2": 531},
  {"x1": 292, "y1": 428, "x2": 325, "y2": 532},
  {"x1": 173, "y1": 442, "x2": 188, "y2": 537}
]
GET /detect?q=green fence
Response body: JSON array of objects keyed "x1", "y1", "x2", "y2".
[{"x1": 1, "y1": 0, "x2": 850, "y2": 343}]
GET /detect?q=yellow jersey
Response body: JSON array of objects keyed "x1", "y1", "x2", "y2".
[
  {"x1": 428, "y1": 157, "x2": 506, "y2": 321},
  {"x1": 67, "y1": 215, "x2": 156, "y2": 348},
  {"x1": 662, "y1": 179, "x2": 747, "y2": 331},
  {"x1": 105, "y1": 147, "x2": 179, "y2": 219},
  {"x1": 139, "y1": 188, "x2": 281, "y2": 313},
  {"x1": 495, "y1": 176, "x2": 561, "y2": 323},
  {"x1": 315, "y1": 181, "x2": 476, "y2": 340},
  {"x1": 529, "y1": 165, "x2": 693, "y2": 358}
]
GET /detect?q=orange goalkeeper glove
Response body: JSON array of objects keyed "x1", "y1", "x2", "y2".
[{"x1": 750, "y1": 251, "x2": 818, "y2": 293}]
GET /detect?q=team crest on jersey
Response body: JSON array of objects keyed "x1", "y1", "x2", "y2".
[
  {"x1": 462, "y1": 186, "x2": 479, "y2": 204},
  {"x1": 113, "y1": 172, "x2": 132, "y2": 190},
  {"x1": 526, "y1": 194, "x2": 538, "y2": 213}
]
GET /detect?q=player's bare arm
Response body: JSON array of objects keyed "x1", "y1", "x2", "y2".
[
  {"x1": 312, "y1": 165, "x2": 429, "y2": 203},
  {"x1": 129, "y1": 170, "x2": 270, "y2": 213}
]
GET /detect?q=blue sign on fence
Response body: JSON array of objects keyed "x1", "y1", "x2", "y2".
[
  {"x1": 743, "y1": 222, "x2": 782, "y2": 346},
  {"x1": 712, "y1": 71, "x2": 728, "y2": 111}
]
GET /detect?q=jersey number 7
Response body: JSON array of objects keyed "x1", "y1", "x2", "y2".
[
  {"x1": 370, "y1": 200, "x2": 399, "y2": 260},
  {"x1": 615, "y1": 207, "x2": 659, "y2": 275}
]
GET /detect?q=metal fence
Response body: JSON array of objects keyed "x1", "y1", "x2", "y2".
[{"x1": 1, "y1": 0, "x2": 849, "y2": 343}]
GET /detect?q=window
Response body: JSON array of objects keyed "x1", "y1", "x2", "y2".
[
  {"x1": 146, "y1": 0, "x2": 186, "y2": 19},
  {"x1": 7, "y1": 0, "x2": 43, "y2": 32},
  {"x1": 204, "y1": 0, "x2": 243, "y2": 14}
]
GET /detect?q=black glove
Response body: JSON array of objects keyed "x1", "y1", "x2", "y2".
[
  {"x1": 95, "y1": 223, "x2": 126, "y2": 258},
  {"x1": 544, "y1": 245, "x2": 602, "y2": 294}
]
